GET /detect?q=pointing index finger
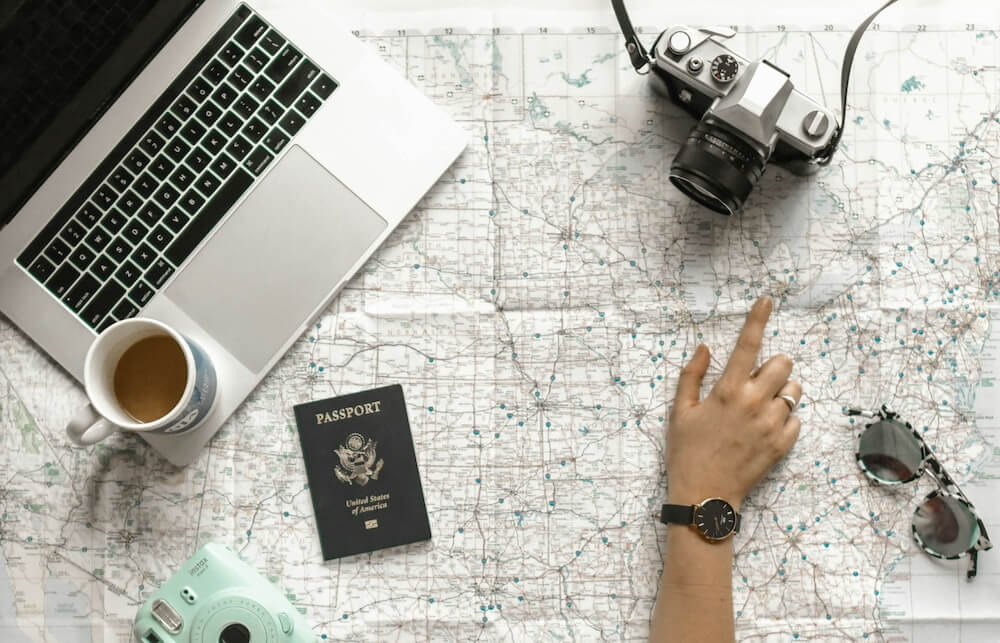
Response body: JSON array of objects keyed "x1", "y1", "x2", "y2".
[{"x1": 722, "y1": 296, "x2": 773, "y2": 383}]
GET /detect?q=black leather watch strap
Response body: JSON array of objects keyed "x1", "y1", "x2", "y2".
[{"x1": 660, "y1": 503, "x2": 694, "y2": 526}]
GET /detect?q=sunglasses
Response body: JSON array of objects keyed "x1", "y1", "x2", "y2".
[{"x1": 844, "y1": 406, "x2": 993, "y2": 580}]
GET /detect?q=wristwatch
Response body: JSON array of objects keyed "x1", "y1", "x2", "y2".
[{"x1": 660, "y1": 498, "x2": 741, "y2": 541}]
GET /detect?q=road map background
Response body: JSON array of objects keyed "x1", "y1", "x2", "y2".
[{"x1": 2, "y1": 1, "x2": 1000, "y2": 641}]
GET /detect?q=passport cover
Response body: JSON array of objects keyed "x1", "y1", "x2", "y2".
[{"x1": 293, "y1": 384, "x2": 431, "y2": 560}]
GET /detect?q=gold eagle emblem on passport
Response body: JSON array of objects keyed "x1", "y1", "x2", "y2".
[{"x1": 334, "y1": 432, "x2": 384, "y2": 486}]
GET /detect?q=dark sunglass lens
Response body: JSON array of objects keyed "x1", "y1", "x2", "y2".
[
  {"x1": 912, "y1": 494, "x2": 980, "y2": 558},
  {"x1": 857, "y1": 419, "x2": 923, "y2": 482}
]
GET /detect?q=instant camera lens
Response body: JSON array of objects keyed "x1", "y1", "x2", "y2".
[
  {"x1": 219, "y1": 623, "x2": 251, "y2": 643},
  {"x1": 857, "y1": 418, "x2": 925, "y2": 483},
  {"x1": 912, "y1": 492, "x2": 980, "y2": 557},
  {"x1": 669, "y1": 116, "x2": 769, "y2": 216}
]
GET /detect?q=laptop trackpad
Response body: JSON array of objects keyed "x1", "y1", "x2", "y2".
[{"x1": 165, "y1": 145, "x2": 387, "y2": 373}]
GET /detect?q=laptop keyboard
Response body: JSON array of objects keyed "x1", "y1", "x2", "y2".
[{"x1": 16, "y1": 4, "x2": 338, "y2": 332}]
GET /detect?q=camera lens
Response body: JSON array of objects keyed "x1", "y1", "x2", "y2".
[
  {"x1": 669, "y1": 116, "x2": 769, "y2": 215},
  {"x1": 219, "y1": 623, "x2": 251, "y2": 643}
]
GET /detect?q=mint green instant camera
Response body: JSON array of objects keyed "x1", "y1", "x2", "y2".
[{"x1": 133, "y1": 544, "x2": 314, "y2": 643}]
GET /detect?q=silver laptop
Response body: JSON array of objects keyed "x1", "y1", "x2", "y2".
[{"x1": 0, "y1": 0, "x2": 465, "y2": 466}]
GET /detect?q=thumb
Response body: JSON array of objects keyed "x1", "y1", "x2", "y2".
[{"x1": 674, "y1": 344, "x2": 710, "y2": 409}]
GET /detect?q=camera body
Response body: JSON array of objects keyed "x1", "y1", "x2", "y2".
[
  {"x1": 648, "y1": 25, "x2": 840, "y2": 214},
  {"x1": 134, "y1": 544, "x2": 313, "y2": 643}
]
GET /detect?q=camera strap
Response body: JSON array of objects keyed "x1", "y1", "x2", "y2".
[
  {"x1": 820, "y1": 0, "x2": 900, "y2": 164},
  {"x1": 610, "y1": 0, "x2": 903, "y2": 160},
  {"x1": 611, "y1": 0, "x2": 651, "y2": 72}
]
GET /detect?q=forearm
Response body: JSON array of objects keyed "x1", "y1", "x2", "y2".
[{"x1": 650, "y1": 524, "x2": 735, "y2": 642}]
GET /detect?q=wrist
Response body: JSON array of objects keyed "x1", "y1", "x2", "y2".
[{"x1": 667, "y1": 484, "x2": 743, "y2": 512}]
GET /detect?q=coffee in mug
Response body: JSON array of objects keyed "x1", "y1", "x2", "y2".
[{"x1": 66, "y1": 318, "x2": 217, "y2": 446}]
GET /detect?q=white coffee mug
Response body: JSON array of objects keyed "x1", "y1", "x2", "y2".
[{"x1": 66, "y1": 318, "x2": 217, "y2": 446}]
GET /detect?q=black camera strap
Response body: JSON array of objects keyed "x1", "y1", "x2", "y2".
[
  {"x1": 820, "y1": 0, "x2": 900, "y2": 164},
  {"x1": 610, "y1": 0, "x2": 902, "y2": 160}
]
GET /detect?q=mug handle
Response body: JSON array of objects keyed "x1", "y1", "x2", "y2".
[{"x1": 66, "y1": 404, "x2": 118, "y2": 446}]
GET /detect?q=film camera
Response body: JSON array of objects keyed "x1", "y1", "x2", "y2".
[
  {"x1": 134, "y1": 544, "x2": 313, "y2": 643},
  {"x1": 611, "y1": 0, "x2": 899, "y2": 215}
]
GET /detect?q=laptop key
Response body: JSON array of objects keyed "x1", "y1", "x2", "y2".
[
  {"x1": 134, "y1": 172, "x2": 158, "y2": 199},
  {"x1": 204, "y1": 59, "x2": 228, "y2": 84},
  {"x1": 149, "y1": 155, "x2": 176, "y2": 181},
  {"x1": 140, "y1": 131, "x2": 166, "y2": 156},
  {"x1": 187, "y1": 77, "x2": 213, "y2": 103},
  {"x1": 96, "y1": 317, "x2": 118, "y2": 333},
  {"x1": 123, "y1": 219, "x2": 149, "y2": 245},
  {"x1": 81, "y1": 281, "x2": 125, "y2": 328},
  {"x1": 156, "y1": 113, "x2": 182, "y2": 139},
  {"x1": 211, "y1": 153, "x2": 237, "y2": 179},
  {"x1": 165, "y1": 138, "x2": 191, "y2": 163},
  {"x1": 312, "y1": 74, "x2": 338, "y2": 99},
  {"x1": 60, "y1": 220, "x2": 86, "y2": 246},
  {"x1": 170, "y1": 95, "x2": 197, "y2": 121},
  {"x1": 296, "y1": 93, "x2": 321, "y2": 118},
  {"x1": 195, "y1": 102, "x2": 221, "y2": 128},
  {"x1": 264, "y1": 45, "x2": 303, "y2": 84},
  {"x1": 76, "y1": 203, "x2": 103, "y2": 228},
  {"x1": 115, "y1": 260, "x2": 141, "y2": 287},
  {"x1": 69, "y1": 245, "x2": 95, "y2": 271},
  {"x1": 260, "y1": 29, "x2": 285, "y2": 55},
  {"x1": 275, "y1": 60, "x2": 319, "y2": 107},
  {"x1": 145, "y1": 258, "x2": 175, "y2": 288},
  {"x1": 165, "y1": 168, "x2": 254, "y2": 266},
  {"x1": 259, "y1": 100, "x2": 284, "y2": 125},
  {"x1": 109, "y1": 166, "x2": 134, "y2": 192},
  {"x1": 170, "y1": 165, "x2": 195, "y2": 190},
  {"x1": 100, "y1": 209, "x2": 127, "y2": 234},
  {"x1": 84, "y1": 227, "x2": 111, "y2": 252},
  {"x1": 220, "y1": 110, "x2": 246, "y2": 135},
  {"x1": 243, "y1": 146, "x2": 274, "y2": 176},
  {"x1": 149, "y1": 226, "x2": 174, "y2": 251},
  {"x1": 202, "y1": 129, "x2": 226, "y2": 156},
  {"x1": 228, "y1": 64, "x2": 254, "y2": 90},
  {"x1": 279, "y1": 111, "x2": 305, "y2": 136},
  {"x1": 263, "y1": 128, "x2": 289, "y2": 155},
  {"x1": 211, "y1": 83, "x2": 237, "y2": 109},
  {"x1": 181, "y1": 119, "x2": 207, "y2": 145},
  {"x1": 137, "y1": 202, "x2": 165, "y2": 227},
  {"x1": 131, "y1": 242, "x2": 156, "y2": 269},
  {"x1": 220, "y1": 42, "x2": 243, "y2": 67},
  {"x1": 244, "y1": 47, "x2": 269, "y2": 72},
  {"x1": 226, "y1": 135, "x2": 252, "y2": 161},
  {"x1": 235, "y1": 15, "x2": 267, "y2": 49},
  {"x1": 242, "y1": 117, "x2": 267, "y2": 142},
  {"x1": 90, "y1": 254, "x2": 116, "y2": 280},
  {"x1": 186, "y1": 148, "x2": 211, "y2": 173},
  {"x1": 249, "y1": 76, "x2": 276, "y2": 102},
  {"x1": 179, "y1": 189, "x2": 206, "y2": 215},
  {"x1": 107, "y1": 237, "x2": 132, "y2": 263},
  {"x1": 44, "y1": 238, "x2": 71, "y2": 264},
  {"x1": 47, "y1": 263, "x2": 80, "y2": 298},
  {"x1": 195, "y1": 173, "x2": 221, "y2": 197},
  {"x1": 124, "y1": 149, "x2": 150, "y2": 174},
  {"x1": 116, "y1": 190, "x2": 142, "y2": 216},
  {"x1": 94, "y1": 184, "x2": 117, "y2": 210},
  {"x1": 27, "y1": 256, "x2": 56, "y2": 283},
  {"x1": 154, "y1": 184, "x2": 181, "y2": 209},
  {"x1": 63, "y1": 272, "x2": 100, "y2": 312},
  {"x1": 164, "y1": 209, "x2": 190, "y2": 234},
  {"x1": 112, "y1": 300, "x2": 139, "y2": 321},
  {"x1": 129, "y1": 280, "x2": 155, "y2": 307}
]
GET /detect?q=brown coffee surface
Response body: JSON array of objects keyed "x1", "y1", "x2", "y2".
[{"x1": 113, "y1": 335, "x2": 187, "y2": 423}]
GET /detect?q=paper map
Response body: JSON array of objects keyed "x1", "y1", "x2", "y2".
[{"x1": 1, "y1": 11, "x2": 999, "y2": 642}]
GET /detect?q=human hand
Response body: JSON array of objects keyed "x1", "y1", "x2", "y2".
[{"x1": 666, "y1": 296, "x2": 802, "y2": 511}]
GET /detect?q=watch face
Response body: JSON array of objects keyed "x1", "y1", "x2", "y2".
[{"x1": 694, "y1": 499, "x2": 737, "y2": 540}]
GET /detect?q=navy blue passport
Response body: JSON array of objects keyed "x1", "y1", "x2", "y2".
[{"x1": 293, "y1": 384, "x2": 431, "y2": 560}]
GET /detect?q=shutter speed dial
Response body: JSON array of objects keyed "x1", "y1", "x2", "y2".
[{"x1": 710, "y1": 54, "x2": 739, "y2": 83}]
